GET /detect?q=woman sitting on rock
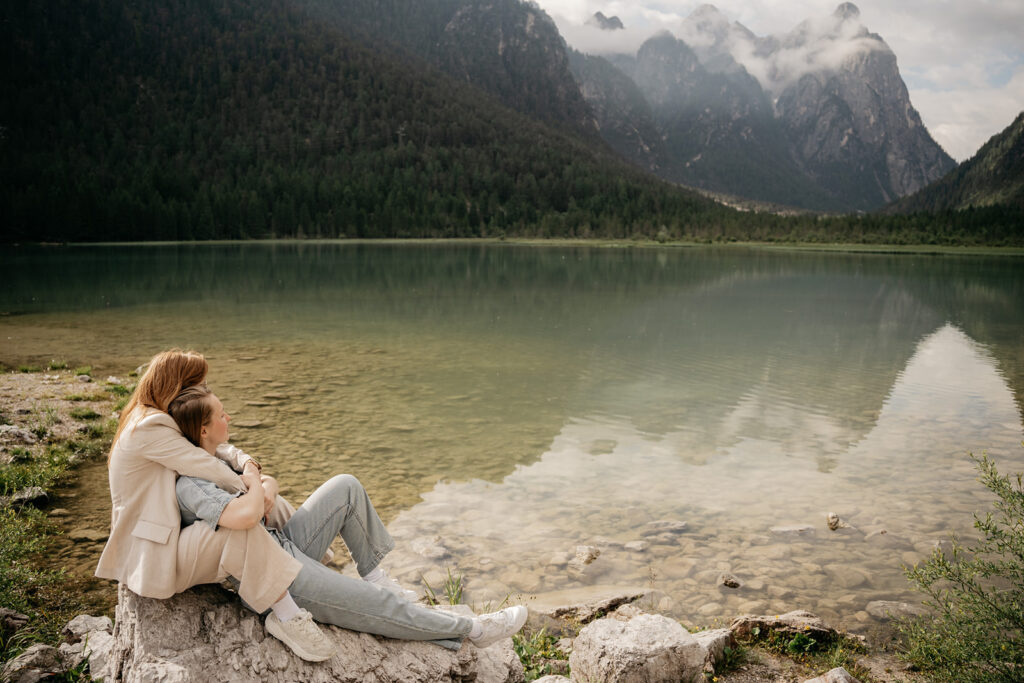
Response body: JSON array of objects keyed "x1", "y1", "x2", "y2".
[{"x1": 97, "y1": 349, "x2": 526, "y2": 663}]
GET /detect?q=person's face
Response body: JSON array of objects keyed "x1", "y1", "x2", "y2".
[{"x1": 201, "y1": 394, "x2": 230, "y2": 451}]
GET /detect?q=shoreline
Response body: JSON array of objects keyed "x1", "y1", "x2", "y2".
[
  {"x1": 5, "y1": 236, "x2": 1024, "y2": 257},
  {"x1": 0, "y1": 365, "x2": 927, "y2": 681}
]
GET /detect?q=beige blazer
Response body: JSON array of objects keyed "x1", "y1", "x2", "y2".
[{"x1": 96, "y1": 407, "x2": 260, "y2": 598}]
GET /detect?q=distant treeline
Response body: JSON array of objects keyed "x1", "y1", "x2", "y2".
[{"x1": 1, "y1": 0, "x2": 1020, "y2": 245}]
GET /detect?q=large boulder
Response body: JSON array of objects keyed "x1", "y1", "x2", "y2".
[
  {"x1": 99, "y1": 584, "x2": 524, "y2": 682},
  {"x1": 568, "y1": 608, "x2": 707, "y2": 682}
]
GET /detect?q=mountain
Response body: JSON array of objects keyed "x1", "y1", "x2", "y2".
[
  {"x1": 580, "y1": 31, "x2": 840, "y2": 209},
  {"x1": 301, "y1": 0, "x2": 596, "y2": 137},
  {"x1": 885, "y1": 111, "x2": 1024, "y2": 213},
  {"x1": 587, "y1": 12, "x2": 624, "y2": 31},
  {"x1": 568, "y1": 3, "x2": 956, "y2": 211},
  {"x1": 0, "y1": 0, "x2": 728, "y2": 242}
]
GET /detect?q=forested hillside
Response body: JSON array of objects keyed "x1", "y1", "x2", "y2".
[
  {"x1": 1, "y1": 0, "x2": 1020, "y2": 245},
  {"x1": 885, "y1": 111, "x2": 1024, "y2": 215},
  {"x1": 1, "y1": 0, "x2": 730, "y2": 242}
]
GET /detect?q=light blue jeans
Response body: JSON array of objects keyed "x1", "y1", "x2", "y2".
[{"x1": 265, "y1": 474, "x2": 472, "y2": 649}]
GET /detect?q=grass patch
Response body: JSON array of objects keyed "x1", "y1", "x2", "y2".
[
  {"x1": 422, "y1": 567, "x2": 465, "y2": 606},
  {"x1": 72, "y1": 366, "x2": 92, "y2": 376},
  {"x1": 513, "y1": 627, "x2": 569, "y2": 681},
  {"x1": 69, "y1": 407, "x2": 101, "y2": 420},
  {"x1": 0, "y1": 507, "x2": 105, "y2": 662},
  {"x1": 749, "y1": 630, "x2": 872, "y2": 681},
  {"x1": 64, "y1": 391, "x2": 107, "y2": 402},
  {"x1": 47, "y1": 360, "x2": 68, "y2": 371},
  {"x1": 18, "y1": 365, "x2": 42, "y2": 373},
  {"x1": 105, "y1": 383, "x2": 131, "y2": 397}
]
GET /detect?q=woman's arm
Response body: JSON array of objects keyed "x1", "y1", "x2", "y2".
[
  {"x1": 132, "y1": 412, "x2": 245, "y2": 493},
  {"x1": 217, "y1": 471, "x2": 266, "y2": 530}
]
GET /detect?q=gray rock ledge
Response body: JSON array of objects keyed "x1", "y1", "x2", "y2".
[{"x1": 97, "y1": 584, "x2": 524, "y2": 682}]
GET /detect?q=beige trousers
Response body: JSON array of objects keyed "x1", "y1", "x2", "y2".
[{"x1": 175, "y1": 521, "x2": 302, "y2": 613}]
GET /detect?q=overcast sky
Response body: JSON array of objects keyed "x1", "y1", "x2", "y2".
[{"x1": 534, "y1": 0, "x2": 1024, "y2": 161}]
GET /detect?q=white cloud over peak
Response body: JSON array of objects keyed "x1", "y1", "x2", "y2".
[{"x1": 539, "y1": 0, "x2": 1024, "y2": 160}]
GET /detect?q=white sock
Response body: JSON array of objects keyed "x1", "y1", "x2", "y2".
[
  {"x1": 469, "y1": 619, "x2": 483, "y2": 639},
  {"x1": 270, "y1": 592, "x2": 301, "y2": 622},
  {"x1": 362, "y1": 567, "x2": 387, "y2": 585}
]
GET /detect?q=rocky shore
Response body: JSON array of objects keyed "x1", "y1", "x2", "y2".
[
  {"x1": 0, "y1": 368, "x2": 925, "y2": 682},
  {"x1": 3, "y1": 583, "x2": 923, "y2": 683}
]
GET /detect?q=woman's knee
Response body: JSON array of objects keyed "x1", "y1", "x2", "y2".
[{"x1": 327, "y1": 473, "x2": 363, "y2": 496}]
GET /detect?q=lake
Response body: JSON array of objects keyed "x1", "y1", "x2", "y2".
[{"x1": 2, "y1": 241, "x2": 1023, "y2": 632}]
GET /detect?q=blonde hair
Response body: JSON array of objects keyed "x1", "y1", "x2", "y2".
[{"x1": 111, "y1": 349, "x2": 208, "y2": 456}]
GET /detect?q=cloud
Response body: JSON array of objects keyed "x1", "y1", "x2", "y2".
[
  {"x1": 910, "y1": 67, "x2": 1024, "y2": 161},
  {"x1": 537, "y1": 1, "x2": 1024, "y2": 159}
]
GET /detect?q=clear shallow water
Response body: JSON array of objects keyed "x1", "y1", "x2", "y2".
[{"x1": 2, "y1": 242, "x2": 1023, "y2": 631}]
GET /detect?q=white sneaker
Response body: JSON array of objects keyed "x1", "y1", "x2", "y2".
[
  {"x1": 265, "y1": 609, "x2": 336, "y2": 662},
  {"x1": 366, "y1": 569, "x2": 420, "y2": 602},
  {"x1": 469, "y1": 605, "x2": 528, "y2": 649}
]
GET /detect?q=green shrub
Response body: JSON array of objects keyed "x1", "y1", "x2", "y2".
[
  {"x1": 898, "y1": 453, "x2": 1024, "y2": 682},
  {"x1": 512, "y1": 627, "x2": 569, "y2": 681},
  {"x1": 47, "y1": 360, "x2": 67, "y2": 370},
  {"x1": 72, "y1": 366, "x2": 92, "y2": 376},
  {"x1": 17, "y1": 365, "x2": 42, "y2": 373},
  {"x1": 69, "y1": 407, "x2": 100, "y2": 420}
]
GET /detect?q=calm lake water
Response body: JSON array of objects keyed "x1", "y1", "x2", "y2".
[{"x1": 2, "y1": 241, "x2": 1023, "y2": 632}]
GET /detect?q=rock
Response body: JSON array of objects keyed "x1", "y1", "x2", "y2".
[
  {"x1": 864, "y1": 529, "x2": 911, "y2": 550},
  {"x1": 730, "y1": 610, "x2": 837, "y2": 643},
  {"x1": 0, "y1": 425, "x2": 38, "y2": 444},
  {"x1": 233, "y1": 420, "x2": 266, "y2": 428},
  {"x1": 107, "y1": 584, "x2": 524, "y2": 682},
  {"x1": 67, "y1": 528, "x2": 109, "y2": 543},
  {"x1": 770, "y1": 524, "x2": 816, "y2": 537},
  {"x1": 1, "y1": 643, "x2": 65, "y2": 683},
  {"x1": 823, "y1": 564, "x2": 870, "y2": 589},
  {"x1": 533, "y1": 676, "x2": 569, "y2": 682},
  {"x1": 0, "y1": 608, "x2": 29, "y2": 640},
  {"x1": 718, "y1": 573, "x2": 742, "y2": 589},
  {"x1": 623, "y1": 540, "x2": 648, "y2": 552},
  {"x1": 569, "y1": 611, "x2": 706, "y2": 683},
  {"x1": 864, "y1": 600, "x2": 927, "y2": 621},
  {"x1": 641, "y1": 520, "x2": 688, "y2": 536},
  {"x1": 567, "y1": 545, "x2": 601, "y2": 575},
  {"x1": 62, "y1": 614, "x2": 113, "y2": 643},
  {"x1": 410, "y1": 536, "x2": 450, "y2": 561},
  {"x1": 803, "y1": 666, "x2": 861, "y2": 682},
  {"x1": 48, "y1": 508, "x2": 71, "y2": 517},
  {"x1": 77, "y1": 374, "x2": 92, "y2": 383},
  {"x1": 105, "y1": 376, "x2": 122, "y2": 384},
  {"x1": 826, "y1": 512, "x2": 849, "y2": 531},
  {"x1": 524, "y1": 586, "x2": 651, "y2": 635},
  {"x1": 691, "y1": 628, "x2": 735, "y2": 672},
  {"x1": 2, "y1": 486, "x2": 49, "y2": 508}
]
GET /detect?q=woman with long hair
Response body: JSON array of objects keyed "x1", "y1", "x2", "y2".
[{"x1": 97, "y1": 350, "x2": 526, "y2": 663}]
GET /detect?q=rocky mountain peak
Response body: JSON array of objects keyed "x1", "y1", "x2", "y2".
[
  {"x1": 587, "y1": 11, "x2": 623, "y2": 31},
  {"x1": 834, "y1": 3, "x2": 861, "y2": 20}
]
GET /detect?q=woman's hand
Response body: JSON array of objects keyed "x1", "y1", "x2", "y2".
[
  {"x1": 240, "y1": 469, "x2": 262, "y2": 493},
  {"x1": 261, "y1": 475, "x2": 279, "y2": 520},
  {"x1": 220, "y1": 472, "x2": 265, "y2": 530}
]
